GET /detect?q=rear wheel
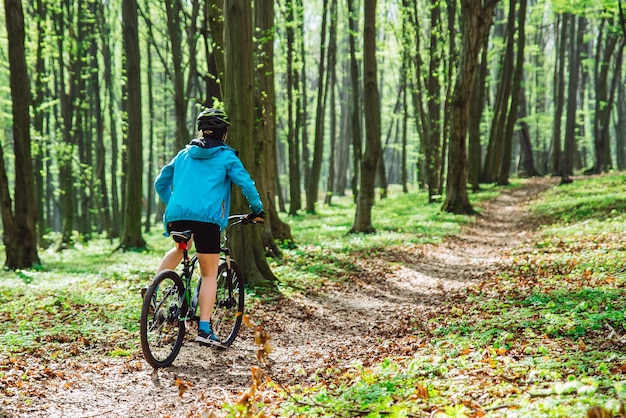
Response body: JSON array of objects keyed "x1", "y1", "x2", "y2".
[
  {"x1": 140, "y1": 270, "x2": 185, "y2": 368},
  {"x1": 211, "y1": 260, "x2": 245, "y2": 347}
]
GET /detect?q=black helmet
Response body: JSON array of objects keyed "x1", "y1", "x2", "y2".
[{"x1": 197, "y1": 108, "x2": 230, "y2": 132}]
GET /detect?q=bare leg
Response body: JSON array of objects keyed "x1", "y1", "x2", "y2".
[
  {"x1": 157, "y1": 247, "x2": 183, "y2": 272},
  {"x1": 196, "y1": 253, "x2": 220, "y2": 322},
  {"x1": 156, "y1": 238, "x2": 194, "y2": 273}
]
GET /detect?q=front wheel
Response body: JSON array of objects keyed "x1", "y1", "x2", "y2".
[
  {"x1": 211, "y1": 260, "x2": 245, "y2": 347},
  {"x1": 140, "y1": 270, "x2": 185, "y2": 368}
]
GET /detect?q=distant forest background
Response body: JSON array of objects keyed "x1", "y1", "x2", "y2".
[{"x1": 0, "y1": 0, "x2": 625, "y2": 271}]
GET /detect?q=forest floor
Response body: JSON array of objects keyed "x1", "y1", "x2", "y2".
[{"x1": 1, "y1": 177, "x2": 559, "y2": 418}]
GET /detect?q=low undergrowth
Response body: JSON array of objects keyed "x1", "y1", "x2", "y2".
[
  {"x1": 250, "y1": 175, "x2": 626, "y2": 417},
  {"x1": 1, "y1": 175, "x2": 626, "y2": 417}
]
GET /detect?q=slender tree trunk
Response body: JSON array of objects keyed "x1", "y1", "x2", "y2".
[
  {"x1": 145, "y1": 39, "x2": 155, "y2": 233},
  {"x1": 443, "y1": 0, "x2": 497, "y2": 214},
  {"x1": 552, "y1": 14, "x2": 568, "y2": 176},
  {"x1": 498, "y1": 0, "x2": 527, "y2": 185},
  {"x1": 296, "y1": 0, "x2": 309, "y2": 211},
  {"x1": 284, "y1": 0, "x2": 301, "y2": 215},
  {"x1": 165, "y1": 0, "x2": 188, "y2": 150},
  {"x1": 120, "y1": 0, "x2": 146, "y2": 249},
  {"x1": 483, "y1": 0, "x2": 516, "y2": 183},
  {"x1": 517, "y1": 83, "x2": 540, "y2": 177},
  {"x1": 563, "y1": 16, "x2": 585, "y2": 180},
  {"x1": 426, "y1": 0, "x2": 442, "y2": 203},
  {"x1": 33, "y1": 0, "x2": 47, "y2": 243},
  {"x1": 324, "y1": 0, "x2": 338, "y2": 206},
  {"x1": 347, "y1": 0, "x2": 362, "y2": 202},
  {"x1": 468, "y1": 40, "x2": 488, "y2": 191},
  {"x1": 305, "y1": 0, "x2": 329, "y2": 213},
  {"x1": 2, "y1": 0, "x2": 40, "y2": 268},
  {"x1": 206, "y1": 0, "x2": 226, "y2": 99},
  {"x1": 617, "y1": 67, "x2": 626, "y2": 170},
  {"x1": 53, "y1": 3, "x2": 77, "y2": 250},
  {"x1": 254, "y1": 0, "x2": 292, "y2": 254},
  {"x1": 350, "y1": 0, "x2": 381, "y2": 233},
  {"x1": 593, "y1": 27, "x2": 622, "y2": 173}
]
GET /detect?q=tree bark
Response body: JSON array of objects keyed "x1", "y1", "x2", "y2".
[
  {"x1": 617, "y1": 67, "x2": 626, "y2": 170},
  {"x1": 324, "y1": 0, "x2": 338, "y2": 206},
  {"x1": 483, "y1": 0, "x2": 516, "y2": 183},
  {"x1": 347, "y1": 0, "x2": 362, "y2": 203},
  {"x1": 442, "y1": 0, "x2": 498, "y2": 214},
  {"x1": 206, "y1": 0, "x2": 226, "y2": 100},
  {"x1": 120, "y1": 0, "x2": 146, "y2": 249},
  {"x1": 498, "y1": 0, "x2": 527, "y2": 185},
  {"x1": 164, "y1": 0, "x2": 188, "y2": 150},
  {"x1": 350, "y1": 0, "x2": 381, "y2": 233},
  {"x1": 551, "y1": 13, "x2": 568, "y2": 176},
  {"x1": 305, "y1": 0, "x2": 329, "y2": 213},
  {"x1": 426, "y1": 0, "x2": 442, "y2": 203},
  {"x1": 593, "y1": 25, "x2": 622, "y2": 173},
  {"x1": 468, "y1": 40, "x2": 488, "y2": 191},
  {"x1": 254, "y1": 0, "x2": 293, "y2": 254},
  {"x1": 517, "y1": 83, "x2": 540, "y2": 177},
  {"x1": 2, "y1": 0, "x2": 40, "y2": 268},
  {"x1": 225, "y1": 0, "x2": 277, "y2": 285},
  {"x1": 563, "y1": 16, "x2": 585, "y2": 179},
  {"x1": 284, "y1": 0, "x2": 302, "y2": 215}
]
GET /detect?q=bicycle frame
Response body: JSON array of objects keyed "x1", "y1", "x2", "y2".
[
  {"x1": 172, "y1": 214, "x2": 251, "y2": 322},
  {"x1": 140, "y1": 213, "x2": 261, "y2": 367}
]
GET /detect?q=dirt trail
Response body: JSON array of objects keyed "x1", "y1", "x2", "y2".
[{"x1": 2, "y1": 178, "x2": 558, "y2": 418}]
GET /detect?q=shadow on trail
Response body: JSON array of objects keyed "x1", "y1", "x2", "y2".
[{"x1": 252, "y1": 178, "x2": 559, "y2": 382}]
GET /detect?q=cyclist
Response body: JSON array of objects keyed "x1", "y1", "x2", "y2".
[{"x1": 154, "y1": 108, "x2": 264, "y2": 346}]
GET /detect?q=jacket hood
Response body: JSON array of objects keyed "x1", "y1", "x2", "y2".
[{"x1": 186, "y1": 142, "x2": 229, "y2": 159}]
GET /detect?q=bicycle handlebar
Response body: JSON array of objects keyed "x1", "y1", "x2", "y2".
[{"x1": 228, "y1": 213, "x2": 265, "y2": 225}]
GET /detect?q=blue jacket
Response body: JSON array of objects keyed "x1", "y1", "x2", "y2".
[{"x1": 154, "y1": 141, "x2": 263, "y2": 232}]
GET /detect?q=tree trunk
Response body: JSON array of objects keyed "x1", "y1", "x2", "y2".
[
  {"x1": 498, "y1": 0, "x2": 527, "y2": 185},
  {"x1": 324, "y1": 0, "x2": 338, "y2": 206},
  {"x1": 617, "y1": 67, "x2": 626, "y2": 170},
  {"x1": 206, "y1": 0, "x2": 226, "y2": 100},
  {"x1": 442, "y1": 0, "x2": 497, "y2": 214},
  {"x1": 296, "y1": 0, "x2": 309, "y2": 211},
  {"x1": 347, "y1": 0, "x2": 362, "y2": 203},
  {"x1": 120, "y1": 0, "x2": 146, "y2": 250},
  {"x1": 426, "y1": 0, "x2": 442, "y2": 203},
  {"x1": 2, "y1": 0, "x2": 40, "y2": 269},
  {"x1": 284, "y1": 0, "x2": 302, "y2": 215},
  {"x1": 552, "y1": 13, "x2": 568, "y2": 176},
  {"x1": 52, "y1": 3, "x2": 77, "y2": 250},
  {"x1": 305, "y1": 0, "x2": 329, "y2": 213},
  {"x1": 350, "y1": 0, "x2": 381, "y2": 233},
  {"x1": 33, "y1": 0, "x2": 47, "y2": 243},
  {"x1": 563, "y1": 16, "x2": 585, "y2": 180},
  {"x1": 517, "y1": 83, "x2": 540, "y2": 177},
  {"x1": 468, "y1": 40, "x2": 488, "y2": 191},
  {"x1": 145, "y1": 38, "x2": 155, "y2": 233},
  {"x1": 224, "y1": 0, "x2": 277, "y2": 285},
  {"x1": 483, "y1": 0, "x2": 516, "y2": 183},
  {"x1": 593, "y1": 26, "x2": 622, "y2": 173},
  {"x1": 102, "y1": 2, "x2": 120, "y2": 238},
  {"x1": 165, "y1": 0, "x2": 188, "y2": 150},
  {"x1": 254, "y1": 0, "x2": 293, "y2": 254}
]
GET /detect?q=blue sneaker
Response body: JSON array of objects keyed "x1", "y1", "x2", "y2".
[{"x1": 195, "y1": 329, "x2": 223, "y2": 347}]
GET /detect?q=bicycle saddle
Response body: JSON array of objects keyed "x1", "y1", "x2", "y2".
[{"x1": 170, "y1": 230, "x2": 193, "y2": 243}]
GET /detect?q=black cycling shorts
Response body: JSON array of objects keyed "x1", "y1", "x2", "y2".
[{"x1": 167, "y1": 220, "x2": 221, "y2": 254}]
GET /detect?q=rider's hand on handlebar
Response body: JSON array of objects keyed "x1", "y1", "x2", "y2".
[{"x1": 243, "y1": 210, "x2": 265, "y2": 224}]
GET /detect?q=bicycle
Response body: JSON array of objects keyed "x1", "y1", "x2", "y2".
[{"x1": 139, "y1": 213, "x2": 262, "y2": 368}]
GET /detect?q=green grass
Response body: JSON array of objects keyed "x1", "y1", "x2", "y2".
[{"x1": 269, "y1": 175, "x2": 626, "y2": 417}]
